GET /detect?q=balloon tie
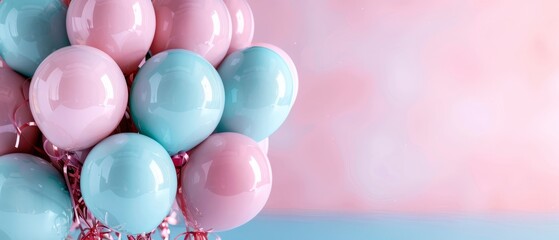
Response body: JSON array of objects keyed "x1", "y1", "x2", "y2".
[{"x1": 172, "y1": 151, "x2": 189, "y2": 172}]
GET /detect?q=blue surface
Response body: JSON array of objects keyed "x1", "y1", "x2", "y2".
[{"x1": 163, "y1": 213, "x2": 559, "y2": 240}]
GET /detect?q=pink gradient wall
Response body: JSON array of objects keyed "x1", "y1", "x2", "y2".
[{"x1": 250, "y1": 0, "x2": 559, "y2": 213}]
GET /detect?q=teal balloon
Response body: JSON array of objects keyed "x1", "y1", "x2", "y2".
[
  {"x1": 0, "y1": 153, "x2": 73, "y2": 240},
  {"x1": 130, "y1": 49, "x2": 225, "y2": 154},
  {"x1": 80, "y1": 133, "x2": 177, "y2": 235},
  {"x1": 0, "y1": 0, "x2": 70, "y2": 77},
  {"x1": 217, "y1": 46, "x2": 295, "y2": 141}
]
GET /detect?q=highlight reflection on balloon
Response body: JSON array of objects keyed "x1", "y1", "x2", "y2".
[{"x1": 224, "y1": 0, "x2": 254, "y2": 53}]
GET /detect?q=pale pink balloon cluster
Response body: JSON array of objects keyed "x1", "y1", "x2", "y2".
[{"x1": 0, "y1": 0, "x2": 288, "y2": 237}]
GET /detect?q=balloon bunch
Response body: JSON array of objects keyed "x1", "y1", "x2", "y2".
[{"x1": 0, "y1": 0, "x2": 297, "y2": 239}]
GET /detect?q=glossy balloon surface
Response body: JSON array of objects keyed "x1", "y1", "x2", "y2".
[
  {"x1": 0, "y1": 0, "x2": 70, "y2": 77},
  {"x1": 179, "y1": 132, "x2": 272, "y2": 232},
  {"x1": 224, "y1": 0, "x2": 254, "y2": 53},
  {"x1": 151, "y1": 0, "x2": 232, "y2": 66},
  {"x1": 131, "y1": 49, "x2": 225, "y2": 154},
  {"x1": 217, "y1": 46, "x2": 295, "y2": 141},
  {"x1": 0, "y1": 153, "x2": 73, "y2": 240},
  {"x1": 253, "y1": 43, "x2": 299, "y2": 102},
  {"x1": 0, "y1": 68, "x2": 39, "y2": 155},
  {"x1": 81, "y1": 133, "x2": 177, "y2": 235},
  {"x1": 29, "y1": 45, "x2": 128, "y2": 151},
  {"x1": 66, "y1": 0, "x2": 156, "y2": 74}
]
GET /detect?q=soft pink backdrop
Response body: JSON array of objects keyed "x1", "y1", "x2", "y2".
[{"x1": 250, "y1": 0, "x2": 559, "y2": 213}]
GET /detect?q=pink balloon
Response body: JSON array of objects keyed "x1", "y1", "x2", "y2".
[
  {"x1": 151, "y1": 0, "x2": 232, "y2": 66},
  {"x1": 66, "y1": 0, "x2": 156, "y2": 75},
  {"x1": 0, "y1": 68, "x2": 40, "y2": 155},
  {"x1": 258, "y1": 137, "x2": 269, "y2": 155},
  {"x1": 252, "y1": 43, "x2": 299, "y2": 102},
  {"x1": 29, "y1": 45, "x2": 128, "y2": 151},
  {"x1": 224, "y1": 0, "x2": 254, "y2": 54},
  {"x1": 178, "y1": 133, "x2": 272, "y2": 232}
]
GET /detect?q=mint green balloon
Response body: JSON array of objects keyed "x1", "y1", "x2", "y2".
[
  {"x1": 0, "y1": 0, "x2": 70, "y2": 77},
  {"x1": 217, "y1": 46, "x2": 295, "y2": 141},
  {"x1": 130, "y1": 49, "x2": 225, "y2": 155},
  {"x1": 0, "y1": 153, "x2": 73, "y2": 240},
  {"x1": 81, "y1": 133, "x2": 177, "y2": 235}
]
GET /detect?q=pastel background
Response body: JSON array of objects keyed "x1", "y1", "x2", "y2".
[{"x1": 250, "y1": 0, "x2": 559, "y2": 214}]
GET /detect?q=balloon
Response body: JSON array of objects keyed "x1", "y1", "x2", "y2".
[
  {"x1": 66, "y1": 0, "x2": 156, "y2": 75},
  {"x1": 178, "y1": 132, "x2": 272, "y2": 232},
  {"x1": 258, "y1": 137, "x2": 269, "y2": 155},
  {"x1": 81, "y1": 133, "x2": 177, "y2": 235},
  {"x1": 0, "y1": 68, "x2": 40, "y2": 155},
  {"x1": 224, "y1": 0, "x2": 254, "y2": 53},
  {"x1": 29, "y1": 45, "x2": 128, "y2": 151},
  {"x1": 0, "y1": 153, "x2": 73, "y2": 240},
  {"x1": 216, "y1": 46, "x2": 296, "y2": 141},
  {"x1": 0, "y1": 0, "x2": 70, "y2": 77},
  {"x1": 130, "y1": 49, "x2": 225, "y2": 154},
  {"x1": 151, "y1": 0, "x2": 232, "y2": 66},
  {"x1": 252, "y1": 43, "x2": 299, "y2": 102}
]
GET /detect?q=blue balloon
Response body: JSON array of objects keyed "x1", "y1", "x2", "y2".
[
  {"x1": 0, "y1": 0, "x2": 70, "y2": 77},
  {"x1": 80, "y1": 133, "x2": 177, "y2": 235},
  {"x1": 130, "y1": 49, "x2": 225, "y2": 154},
  {"x1": 216, "y1": 46, "x2": 295, "y2": 141},
  {"x1": 0, "y1": 153, "x2": 73, "y2": 239}
]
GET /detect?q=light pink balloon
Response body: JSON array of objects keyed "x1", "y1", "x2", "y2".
[
  {"x1": 224, "y1": 0, "x2": 254, "y2": 54},
  {"x1": 258, "y1": 137, "x2": 269, "y2": 155},
  {"x1": 29, "y1": 45, "x2": 128, "y2": 151},
  {"x1": 66, "y1": 0, "x2": 156, "y2": 75},
  {"x1": 178, "y1": 132, "x2": 272, "y2": 232},
  {"x1": 0, "y1": 68, "x2": 40, "y2": 155},
  {"x1": 151, "y1": 0, "x2": 232, "y2": 66},
  {"x1": 252, "y1": 43, "x2": 299, "y2": 102}
]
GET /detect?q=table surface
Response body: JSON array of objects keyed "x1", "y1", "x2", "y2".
[{"x1": 149, "y1": 213, "x2": 559, "y2": 240}]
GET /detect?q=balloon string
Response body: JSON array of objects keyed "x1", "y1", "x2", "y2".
[
  {"x1": 46, "y1": 141, "x2": 116, "y2": 240},
  {"x1": 171, "y1": 152, "x2": 220, "y2": 240},
  {"x1": 157, "y1": 211, "x2": 178, "y2": 240},
  {"x1": 174, "y1": 231, "x2": 208, "y2": 240},
  {"x1": 11, "y1": 80, "x2": 39, "y2": 151},
  {"x1": 173, "y1": 230, "x2": 220, "y2": 240}
]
